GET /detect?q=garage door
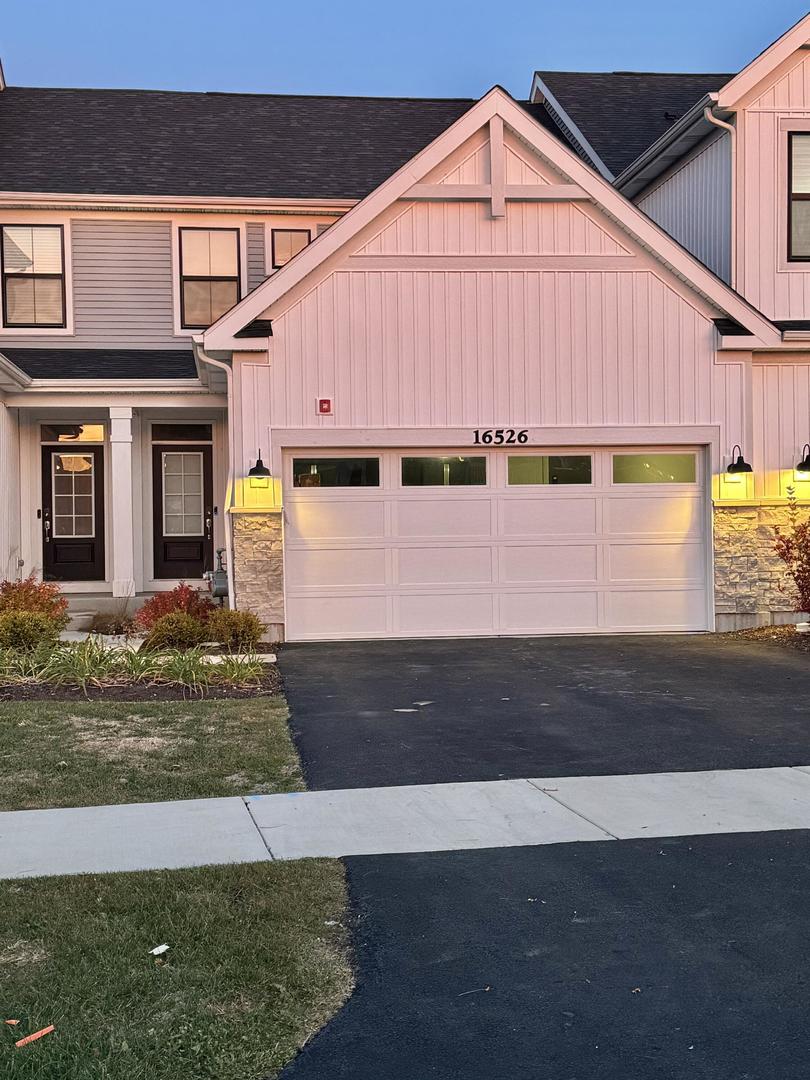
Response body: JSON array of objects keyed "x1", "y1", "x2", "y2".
[{"x1": 283, "y1": 448, "x2": 709, "y2": 641}]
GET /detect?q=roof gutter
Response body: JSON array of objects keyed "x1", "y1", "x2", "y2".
[
  {"x1": 193, "y1": 342, "x2": 236, "y2": 609},
  {"x1": 614, "y1": 93, "x2": 719, "y2": 198}
]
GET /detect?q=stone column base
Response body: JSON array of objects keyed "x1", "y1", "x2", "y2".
[
  {"x1": 713, "y1": 504, "x2": 805, "y2": 630},
  {"x1": 232, "y1": 512, "x2": 285, "y2": 641}
]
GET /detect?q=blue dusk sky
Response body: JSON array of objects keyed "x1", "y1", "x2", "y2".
[{"x1": 1, "y1": 0, "x2": 807, "y2": 98}]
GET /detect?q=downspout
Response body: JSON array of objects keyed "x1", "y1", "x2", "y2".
[
  {"x1": 704, "y1": 104, "x2": 737, "y2": 289},
  {"x1": 195, "y1": 345, "x2": 236, "y2": 609}
]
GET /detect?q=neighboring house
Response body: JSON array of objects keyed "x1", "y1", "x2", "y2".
[{"x1": 3, "y1": 14, "x2": 810, "y2": 640}]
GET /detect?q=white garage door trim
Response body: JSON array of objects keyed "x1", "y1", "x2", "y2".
[{"x1": 283, "y1": 447, "x2": 710, "y2": 641}]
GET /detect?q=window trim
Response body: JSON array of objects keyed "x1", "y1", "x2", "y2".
[
  {"x1": 271, "y1": 228, "x2": 311, "y2": 270},
  {"x1": 178, "y1": 226, "x2": 242, "y2": 330},
  {"x1": 788, "y1": 132, "x2": 810, "y2": 263},
  {"x1": 0, "y1": 223, "x2": 67, "y2": 329}
]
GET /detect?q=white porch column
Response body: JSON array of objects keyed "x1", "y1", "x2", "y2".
[{"x1": 109, "y1": 406, "x2": 136, "y2": 597}]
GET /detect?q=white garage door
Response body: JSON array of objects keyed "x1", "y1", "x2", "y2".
[{"x1": 283, "y1": 448, "x2": 709, "y2": 641}]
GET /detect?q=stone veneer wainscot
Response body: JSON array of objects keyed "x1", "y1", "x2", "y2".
[{"x1": 232, "y1": 513, "x2": 285, "y2": 640}]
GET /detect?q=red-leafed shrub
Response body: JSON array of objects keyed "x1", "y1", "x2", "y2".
[
  {"x1": 0, "y1": 574, "x2": 69, "y2": 629},
  {"x1": 135, "y1": 583, "x2": 215, "y2": 631},
  {"x1": 774, "y1": 490, "x2": 810, "y2": 615}
]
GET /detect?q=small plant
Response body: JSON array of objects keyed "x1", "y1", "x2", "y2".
[
  {"x1": 212, "y1": 654, "x2": 265, "y2": 686},
  {"x1": 0, "y1": 574, "x2": 69, "y2": 630},
  {"x1": 207, "y1": 608, "x2": 267, "y2": 652},
  {"x1": 0, "y1": 611, "x2": 63, "y2": 651},
  {"x1": 143, "y1": 612, "x2": 207, "y2": 652},
  {"x1": 774, "y1": 488, "x2": 810, "y2": 615},
  {"x1": 90, "y1": 612, "x2": 135, "y2": 636},
  {"x1": 135, "y1": 583, "x2": 215, "y2": 632}
]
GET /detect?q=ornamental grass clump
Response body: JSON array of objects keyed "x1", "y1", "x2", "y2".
[{"x1": 774, "y1": 489, "x2": 810, "y2": 615}]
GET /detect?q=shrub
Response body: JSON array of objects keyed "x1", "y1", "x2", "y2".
[
  {"x1": 0, "y1": 574, "x2": 69, "y2": 629},
  {"x1": 207, "y1": 608, "x2": 267, "y2": 652},
  {"x1": 135, "y1": 583, "x2": 215, "y2": 632},
  {"x1": 0, "y1": 611, "x2": 62, "y2": 651},
  {"x1": 143, "y1": 612, "x2": 207, "y2": 651},
  {"x1": 774, "y1": 489, "x2": 810, "y2": 614}
]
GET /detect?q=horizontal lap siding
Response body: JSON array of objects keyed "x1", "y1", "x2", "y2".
[
  {"x1": 0, "y1": 219, "x2": 180, "y2": 349},
  {"x1": 637, "y1": 133, "x2": 731, "y2": 283},
  {"x1": 246, "y1": 222, "x2": 266, "y2": 291}
]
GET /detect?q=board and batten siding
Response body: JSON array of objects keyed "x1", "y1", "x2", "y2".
[
  {"x1": 737, "y1": 50, "x2": 810, "y2": 319},
  {"x1": 0, "y1": 219, "x2": 180, "y2": 350},
  {"x1": 246, "y1": 223, "x2": 266, "y2": 292},
  {"x1": 636, "y1": 132, "x2": 731, "y2": 283},
  {"x1": 230, "y1": 188, "x2": 745, "y2": 480}
]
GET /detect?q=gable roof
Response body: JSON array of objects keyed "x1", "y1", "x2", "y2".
[
  {"x1": 0, "y1": 87, "x2": 557, "y2": 201},
  {"x1": 717, "y1": 12, "x2": 810, "y2": 109},
  {"x1": 533, "y1": 71, "x2": 732, "y2": 176},
  {"x1": 203, "y1": 86, "x2": 779, "y2": 353}
]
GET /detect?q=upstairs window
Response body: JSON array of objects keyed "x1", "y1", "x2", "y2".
[
  {"x1": 789, "y1": 134, "x2": 810, "y2": 260},
  {"x1": 179, "y1": 228, "x2": 240, "y2": 329},
  {"x1": 1, "y1": 225, "x2": 65, "y2": 328},
  {"x1": 272, "y1": 229, "x2": 310, "y2": 269}
]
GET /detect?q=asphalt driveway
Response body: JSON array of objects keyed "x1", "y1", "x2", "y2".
[
  {"x1": 279, "y1": 634, "x2": 810, "y2": 790},
  {"x1": 283, "y1": 831, "x2": 810, "y2": 1080}
]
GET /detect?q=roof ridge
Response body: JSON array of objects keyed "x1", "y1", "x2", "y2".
[
  {"x1": 536, "y1": 69, "x2": 733, "y2": 77},
  {"x1": 5, "y1": 84, "x2": 478, "y2": 104}
]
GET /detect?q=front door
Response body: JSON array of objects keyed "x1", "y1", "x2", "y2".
[
  {"x1": 42, "y1": 445, "x2": 105, "y2": 581},
  {"x1": 152, "y1": 443, "x2": 214, "y2": 578}
]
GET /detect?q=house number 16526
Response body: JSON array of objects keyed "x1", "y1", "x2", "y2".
[{"x1": 473, "y1": 429, "x2": 529, "y2": 445}]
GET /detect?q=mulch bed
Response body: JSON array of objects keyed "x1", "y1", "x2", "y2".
[
  {"x1": 0, "y1": 670, "x2": 282, "y2": 702},
  {"x1": 722, "y1": 624, "x2": 810, "y2": 654}
]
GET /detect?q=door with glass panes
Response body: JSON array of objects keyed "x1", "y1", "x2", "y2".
[
  {"x1": 41, "y1": 444, "x2": 105, "y2": 581},
  {"x1": 152, "y1": 444, "x2": 214, "y2": 579}
]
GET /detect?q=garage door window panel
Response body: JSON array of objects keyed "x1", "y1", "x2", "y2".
[
  {"x1": 507, "y1": 455, "x2": 592, "y2": 485},
  {"x1": 292, "y1": 458, "x2": 379, "y2": 488},
  {"x1": 402, "y1": 456, "x2": 486, "y2": 487},
  {"x1": 612, "y1": 453, "x2": 696, "y2": 485}
]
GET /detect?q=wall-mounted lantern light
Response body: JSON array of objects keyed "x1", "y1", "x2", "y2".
[
  {"x1": 795, "y1": 444, "x2": 810, "y2": 481},
  {"x1": 248, "y1": 450, "x2": 271, "y2": 489},
  {"x1": 725, "y1": 445, "x2": 753, "y2": 477}
]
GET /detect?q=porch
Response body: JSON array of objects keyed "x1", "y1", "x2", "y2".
[{"x1": 2, "y1": 402, "x2": 228, "y2": 613}]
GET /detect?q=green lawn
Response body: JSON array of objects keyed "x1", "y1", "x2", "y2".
[
  {"x1": 0, "y1": 699, "x2": 303, "y2": 810},
  {"x1": 0, "y1": 861, "x2": 352, "y2": 1080}
]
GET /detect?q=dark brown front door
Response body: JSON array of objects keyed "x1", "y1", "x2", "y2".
[
  {"x1": 152, "y1": 443, "x2": 214, "y2": 579},
  {"x1": 42, "y1": 445, "x2": 105, "y2": 581}
]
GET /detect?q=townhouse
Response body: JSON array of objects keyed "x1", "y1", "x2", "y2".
[{"x1": 3, "y1": 13, "x2": 810, "y2": 640}]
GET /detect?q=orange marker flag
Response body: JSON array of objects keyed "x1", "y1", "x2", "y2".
[{"x1": 15, "y1": 1025, "x2": 55, "y2": 1048}]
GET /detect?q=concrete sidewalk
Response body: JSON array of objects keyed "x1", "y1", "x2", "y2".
[{"x1": 4, "y1": 764, "x2": 810, "y2": 878}]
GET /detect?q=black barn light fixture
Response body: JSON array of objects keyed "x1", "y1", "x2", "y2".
[
  {"x1": 726, "y1": 444, "x2": 753, "y2": 475},
  {"x1": 795, "y1": 444, "x2": 810, "y2": 480},
  {"x1": 248, "y1": 449, "x2": 271, "y2": 487}
]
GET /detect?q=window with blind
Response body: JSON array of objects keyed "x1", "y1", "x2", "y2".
[
  {"x1": 789, "y1": 134, "x2": 810, "y2": 260},
  {"x1": 271, "y1": 229, "x2": 311, "y2": 268},
  {"x1": 179, "y1": 228, "x2": 240, "y2": 329},
  {"x1": 1, "y1": 225, "x2": 65, "y2": 328}
]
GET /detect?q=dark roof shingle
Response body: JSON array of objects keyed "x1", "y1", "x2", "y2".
[
  {"x1": 0, "y1": 87, "x2": 560, "y2": 201},
  {"x1": 1, "y1": 348, "x2": 198, "y2": 379},
  {"x1": 535, "y1": 71, "x2": 733, "y2": 175}
]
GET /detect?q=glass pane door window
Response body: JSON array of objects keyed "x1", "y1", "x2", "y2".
[
  {"x1": 162, "y1": 452, "x2": 204, "y2": 536},
  {"x1": 52, "y1": 454, "x2": 95, "y2": 537}
]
